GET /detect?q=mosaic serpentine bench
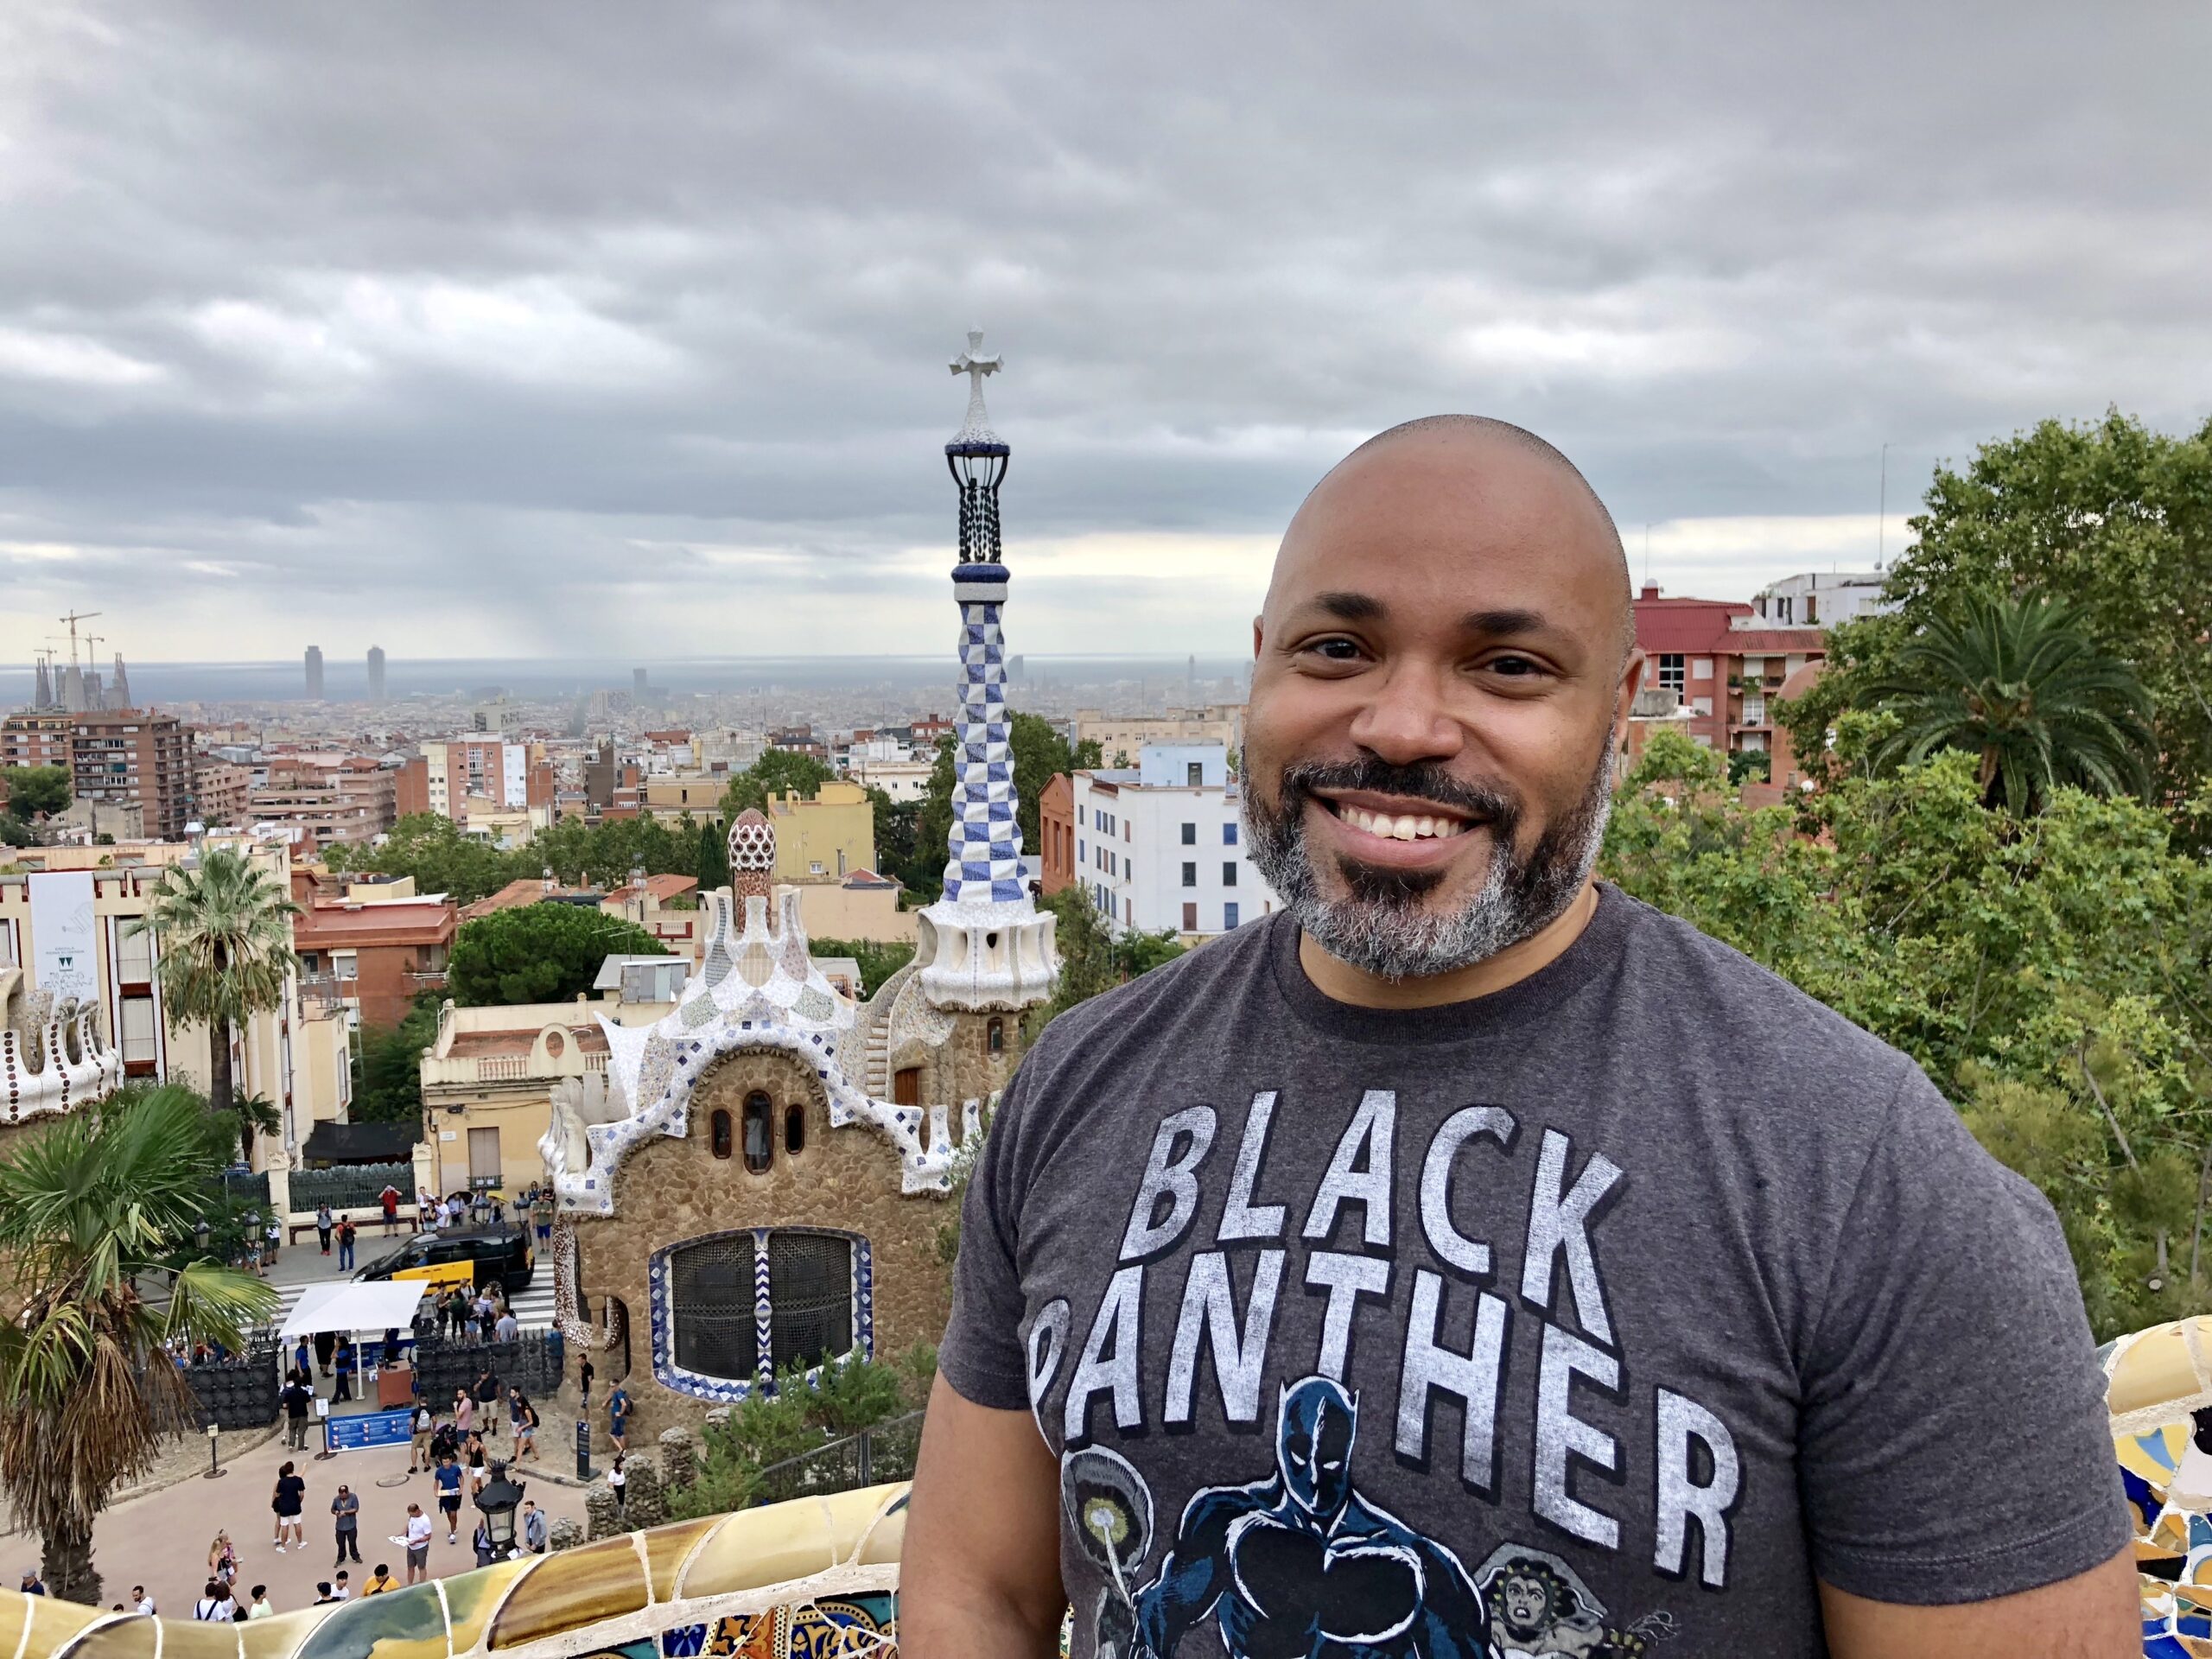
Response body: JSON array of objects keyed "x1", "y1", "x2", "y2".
[
  {"x1": 1, "y1": 1483, "x2": 906, "y2": 1659},
  {"x1": 23, "y1": 1323, "x2": 2212, "y2": 1659}
]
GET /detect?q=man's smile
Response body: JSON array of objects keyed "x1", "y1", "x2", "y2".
[{"x1": 1306, "y1": 787, "x2": 1490, "y2": 868}]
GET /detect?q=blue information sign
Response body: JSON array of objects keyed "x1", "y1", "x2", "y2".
[{"x1": 324, "y1": 1408, "x2": 413, "y2": 1453}]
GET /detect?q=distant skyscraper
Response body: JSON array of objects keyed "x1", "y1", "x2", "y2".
[
  {"x1": 632, "y1": 667, "x2": 650, "y2": 697},
  {"x1": 366, "y1": 645, "x2": 386, "y2": 702},
  {"x1": 304, "y1": 645, "x2": 325, "y2": 700}
]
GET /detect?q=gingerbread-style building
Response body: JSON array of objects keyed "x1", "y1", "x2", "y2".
[{"x1": 540, "y1": 334, "x2": 1058, "y2": 1431}]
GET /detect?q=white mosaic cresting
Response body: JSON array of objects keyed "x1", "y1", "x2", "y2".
[{"x1": 1, "y1": 990, "x2": 122, "y2": 1124}]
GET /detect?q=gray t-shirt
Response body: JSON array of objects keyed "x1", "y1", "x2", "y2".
[{"x1": 940, "y1": 887, "x2": 2126, "y2": 1657}]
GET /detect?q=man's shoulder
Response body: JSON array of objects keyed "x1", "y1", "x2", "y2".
[{"x1": 1601, "y1": 886, "x2": 1924, "y2": 1106}]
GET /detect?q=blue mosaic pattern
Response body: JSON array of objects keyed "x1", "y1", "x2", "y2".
[
  {"x1": 941, "y1": 583, "x2": 1027, "y2": 904},
  {"x1": 646, "y1": 1227, "x2": 876, "y2": 1404}
]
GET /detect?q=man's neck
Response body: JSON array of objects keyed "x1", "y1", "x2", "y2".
[{"x1": 1297, "y1": 880, "x2": 1600, "y2": 1010}]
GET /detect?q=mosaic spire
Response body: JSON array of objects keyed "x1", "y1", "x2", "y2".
[
  {"x1": 939, "y1": 329, "x2": 1021, "y2": 903},
  {"x1": 918, "y1": 331, "x2": 1059, "y2": 1012}
]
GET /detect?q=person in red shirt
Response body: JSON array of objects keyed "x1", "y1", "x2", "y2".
[{"x1": 378, "y1": 1185, "x2": 402, "y2": 1236}]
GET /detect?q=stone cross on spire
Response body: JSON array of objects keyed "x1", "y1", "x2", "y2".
[{"x1": 949, "y1": 328, "x2": 1001, "y2": 446}]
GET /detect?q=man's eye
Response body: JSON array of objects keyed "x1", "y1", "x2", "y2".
[
  {"x1": 1304, "y1": 639, "x2": 1363, "y2": 663},
  {"x1": 1483, "y1": 654, "x2": 1542, "y2": 677}
]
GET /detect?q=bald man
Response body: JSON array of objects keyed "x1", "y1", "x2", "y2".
[{"x1": 904, "y1": 418, "x2": 2135, "y2": 1658}]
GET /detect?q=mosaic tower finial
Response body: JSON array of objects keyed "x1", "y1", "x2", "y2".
[
  {"x1": 918, "y1": 331, "x2": 1058, "y2": 1011},
  {"x1": 728, "y1": 807, "x2": 774, "y2": 903},
  {"x1": 940, "y1": 332, "x2": 1021, "y2": 903}
]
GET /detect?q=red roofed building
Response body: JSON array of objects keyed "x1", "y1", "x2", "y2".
[
  {"x1": 293, "y1": 896, "x2": 459, "y2": 1029},
  {"x1": 1631, "y1": 582, "x2": 1828, "y2": 760}
]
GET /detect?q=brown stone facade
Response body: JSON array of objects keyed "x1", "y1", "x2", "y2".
[{"x1": 569, "y1": 1045, "x2": 967, "y2": 1442}]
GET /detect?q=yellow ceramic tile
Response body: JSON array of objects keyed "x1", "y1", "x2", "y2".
[
  {"x1": 640, "y1": 1517, "x2": 721, "y2": 1605},
  {"x1": 295, "y1": 1580, "x2": 448, "y2": 1659},
  {"x1": 441, "y1": 1558, "x2": 537, "y2": 1654},
  {"x1": 2109, "y1": 1326, "x2": 2203, "y2": 1419},
  {"x1": 487, "y1": 1536, "x2": 646, "y2": 1650},
  {"x1": 854, "y1": 1494, "x2": 909, "y2": 1569},
  {"x1": 237, "y1": 1608, "x2": 339, "y2": 1659},
  {"x1": 48, "y1": 1611, "x2": 156, "y2": 1659},
  {"x1": 680, "y1": 1504, "x2": 838, "y2": 1599},
  {"x1": 144, "y1": 1617, "x2": 249, "y2": 1659},
  {"x1": 13, "y1": 1593, "x2": 99, "y2": 1659}
]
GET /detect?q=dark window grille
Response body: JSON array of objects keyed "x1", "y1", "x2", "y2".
[
  {"x1": 668, "y1": 1232, "x2": 757, "y2": 1382},
  {"x1": 710, "y1": 1109, "x2": 732, "y2": 1160},
  {"x1": 768, "y1": 1232, "x2": 853, "y2": 1372}
]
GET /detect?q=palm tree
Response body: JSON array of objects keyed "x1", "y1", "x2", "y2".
[
  {"x1": 133, "y1": 846, "x2": 299, "y2": 1162},
  {"x1": 1864, "y1": 593, "x2": 2155, "y2": 814},
  {"x1": 0, "y1": 1085, "x2": 278, "y2": 1602}
]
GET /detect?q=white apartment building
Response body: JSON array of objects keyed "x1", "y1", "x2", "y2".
[
  {"x1": 848, "y1": 756, "x2": 934, "y2": 803},
  {"x1": 1070, "y1": 744, "x2": 1279, "y2": 941},
  {"x1": 1747, "y1": 570, "x2": 1896, "y2": 630},
  {"x1": 421, "y1": 736, "x2": 531, "y2": 816}
]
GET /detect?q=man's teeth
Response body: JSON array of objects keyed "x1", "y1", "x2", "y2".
[{"x1": 1336, "y1": 804, "x2": 1470, "y2": 841}]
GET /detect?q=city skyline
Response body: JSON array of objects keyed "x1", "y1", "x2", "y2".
[{"x1": 2, "y1": 5, "x2": 2205, "y2": 664}]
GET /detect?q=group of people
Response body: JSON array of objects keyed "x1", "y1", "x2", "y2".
[
  {"x1": 311, "y1": 1204, "x2": 360, "y2": 1268},
  {"x1": 431, "y1": 1283, "x2": 519, "y2": 1344}
]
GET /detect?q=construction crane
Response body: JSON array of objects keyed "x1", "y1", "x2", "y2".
[{"x1": 59, "y1": 610, "x2": 102, "y2": 671}]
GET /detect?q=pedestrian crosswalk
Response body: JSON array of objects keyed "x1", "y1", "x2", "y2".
[{"x1": 263, "y1": 1274, "x2": 558, "y2": 1340}]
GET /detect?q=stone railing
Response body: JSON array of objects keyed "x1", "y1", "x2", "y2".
[{"x1": 2, "y1": 1482, "x2": 907, "y2": 1659}]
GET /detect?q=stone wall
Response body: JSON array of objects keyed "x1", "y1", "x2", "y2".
[{"x1": 570, "y1": 1046, "x2": 957, "y2": 1445}]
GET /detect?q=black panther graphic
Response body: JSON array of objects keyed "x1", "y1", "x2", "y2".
[{"x1": 1131, "y1": 1375, "x2": 1490, "y2": 1657}]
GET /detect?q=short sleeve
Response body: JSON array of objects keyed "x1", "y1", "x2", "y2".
[
  {"x1": 1798, "y1": 1066, "x2": 2131, "y2": 1604},
  {"x1": 937, "y1": 1059, "x2": 1038, "y2": 1412}
]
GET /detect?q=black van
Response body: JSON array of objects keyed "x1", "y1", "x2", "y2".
[{"x1": 353, "y1": 1224, "x2": 535, "y2": 1296}]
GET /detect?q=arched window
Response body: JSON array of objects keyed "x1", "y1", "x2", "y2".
[
  {"x1": 742, "y1": 1091, "x2": 773, "y2": 1173},
  {"x1": 987, "y1": 1017, "x2": 1005, "y2": 1055},
  {"x1": 785, "y1": 1103, "x2": 805, "y2": 1154},
  {"x1": 710, "y1": 1109, "x2": 732, "y2": 1160}
]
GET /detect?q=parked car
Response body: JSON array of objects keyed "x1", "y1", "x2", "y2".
[{"x1": 353, "y1": 1224, "x2": 535, "y2": 1296}]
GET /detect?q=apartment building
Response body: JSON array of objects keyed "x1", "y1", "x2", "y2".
[
  {"x1": 765, "y1": 780, "x2": 875, "y2": 881},
  {"x1": 1, "y1": 711, "x2": 73, "y2": 770},
  {"x1": 1076, "y1": 704, "x2": 1246, "y2": 767},
  {"x1": 1068, "y1": 744, "x2": 1278, "y2": 940},
  {"x1": 396, "y1": 735, "x2": 550, "y2": 825},
  {"x1": 1631, "y1": 582, "x2": 1827, "y2": 757},
  {"x1": 0, "y1": 837, "x2": 350, "y2": 1165},
  {"x1": 1750, "y1": 569, "x2": 1895, "y2": 629},
  {"x1": 193, "y1": 760, "x2": 255, "y2": 828},
  {"x1": 248, "y1": 755, "x2": 398, "y2": 849},
  {"x1": 67, "y1": 709, "x2": 195, "y2": 838},
  {"x1": 293, "y1": 892, "x2": 457, "y2": 1029}
]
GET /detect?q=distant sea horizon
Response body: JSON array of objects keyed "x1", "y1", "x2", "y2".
[{"x1": 1, "y1": 653, "x2": 1253, "y2": 706}]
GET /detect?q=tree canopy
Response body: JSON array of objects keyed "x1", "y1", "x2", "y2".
[
  {"x1": 328, "y1": 810, "x2": 726, "y2": 906},
  {"x1": 447, "y1": 903, "x2": 671, "y2": 1007},
  {"x1": 1778, "y1": 410, "x2": 2212, "y2": 839},
  {"x1": 720, "y1": 749, "x2": 836, "y2": 818},
  {"x1": 1, "y1": 765, "x2": 70, "y2": 821}
]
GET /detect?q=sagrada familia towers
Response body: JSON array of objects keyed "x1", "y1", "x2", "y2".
[{"x1": 540, "y1": 335, "x2": 1058, "y2": 1420}]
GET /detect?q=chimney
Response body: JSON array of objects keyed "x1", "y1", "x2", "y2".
[{"x1": 1639, "y1": 581, "x2": 1661, "y2": 601}]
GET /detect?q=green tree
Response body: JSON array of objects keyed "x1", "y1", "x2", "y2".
[
  {"x1": 903, "y1": 734, "x2": 958, "y2": 904},
  {"x1": 665, "y1": 1350, "x2": 931, "y2": 1519},
  {"x1": 0, "y1": 1084, "x2": 278, "y2": 1600},
  {"x1": 1726, "y1": 749, "x2": 1770, "y2": 787},
  {"x1": 2, "y1": 765, "x2": 70, "y2": 820},
  {"x1": 1023, "y1": 887, "x2": 1185, "y2": 1039},
  {"x1": 696, "y1": 815, "x2": 731, "y2": 892},
  {"x1": 447, "y1": 904, "x2": 671, "y2": 1007},
  {"x1": 807, "y1": 937, "x2": 918, "y2": 1000},
  {"x1": 353, "y1": 995, "x2": 442, "y2": 1127},
  {"x1": 1859, "y1": 594, "x2": 2154, "y2": 814},
  {"x1": 720, "y1": 750, "x2": 836, "y2": 818},
  {"x1": 327, "y1": 813, "x2": 523, "y2": 906},
  {"x1": 136, "y1": 847, "x2": 299, "y2": 1157},
  {"x1": 1777, "y1": 410, "x2": 2212, "y2": 836},
  {"x1": 866, "y1": 787, "x2": 919, "y2": 885}
]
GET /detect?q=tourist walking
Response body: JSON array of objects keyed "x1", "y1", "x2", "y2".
[
  {"x1": 494, "y1": 1304, "x2": 519, "y2": 1343},
  {"x1": 270, "y1": 1459, "x2": 306, "y2": 1551},
  {"x1": 264, "y1": 1213, "x2": 282, "y2": 1269},
  {"x1": 403, "y1": 1503, "x2": 434, "y2": 1585},
  {"x1": 515, "y1": 1396, "x2": 540, "y2": 1459},
  {"x1": 532, "y1": 1190, "x2": 554, "y2": 1250},
  {"x1": 332, "y1": 1337, "x2": 355, "y2": 1402},
  {"x1": 331, "y1": 1483, "x2": 362, "y2": 1566},
  {"x1": 408, "y1": 1400, "x2": 435, "y2": 1472},
  {"x1": 578, "y1": 1354, "x2": 594, "y2": 1410},
  {"x1": 312, "y1": 1583, "x2": 340, "y2": 1605},
  {"x1": 192, "y1": 1581, "x2": 231, "y2": 1621},
  {"x1": 207, "y1": 1529, "x2": 238, "y2": 1586},
  {"x1": 607, "y1": 1382, "x2": 630, "y2": 1452},
  {"x1": 433, "y1": 1454, "x2": 465, "y2": 1542},
  {"x1": 18, "y1": 1570, "x2": 45, "y2": 1597},
  {"x1": 363, "y1": 1561, "x2": 397, "y2": 1595},
  {"x1": 337, "y1": 1216, "x2": 358, "y2": 1270},
  {"x1": 522, "y1": 1500, "x2": 547, "y2": 1554},
  {"x1": 607, "y1": 1453, "x2": 627, "y2": 1517},
  {"x1": 245, "y1": 1586, "x2": 274, "y2": 1620},
  {"x1": 132, "y1": 1586, "x2": 155, "y2": 1616},
  {"x1": 315, "y1": 1329, "x2": 335, "y2": 1378},
  {"x1": 332, "y1": 1572, "x2": 350, "y2": 1599},
  {"x1": 280, "y1": 1371, "x2": 312, "y2": 1450},
  {"x1": 472, "y1": 1518, "x2": 495, "y2": 1568},
  {"x1": 453, "y1": 1386, "x2": 474, "y2": 1436},
  {"x1": 315, "y1": 1203, "x2": 334, "y2": 1255}
]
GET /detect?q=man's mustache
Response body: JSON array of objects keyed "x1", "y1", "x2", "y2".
[{"x1": 1274, "y1": 756, "x2": 1523, "y2": 828}]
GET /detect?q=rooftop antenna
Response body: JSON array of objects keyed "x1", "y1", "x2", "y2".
[
  {"x1": 1876, "y1": 442, "x2": 1890, "y2": 571},
  {"x1": 1643, "y1": 524, "x2": 1651, "y2": 587}
]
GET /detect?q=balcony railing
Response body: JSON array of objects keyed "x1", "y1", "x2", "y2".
[
  {"x1": 477, "y1": 1055, "x2": 527, "y2": 1081},
  {"x1": 404, "y1": 969, "x2": 449, "y2": 990}
]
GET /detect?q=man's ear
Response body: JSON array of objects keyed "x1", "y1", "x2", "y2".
[{"x1": 1252, "y1": 613, "x2": 1265, "y2": 660}]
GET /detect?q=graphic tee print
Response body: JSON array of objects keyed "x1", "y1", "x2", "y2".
[{"x1": 940, "y1": 890, "x2": 2129, "y2": 1657}]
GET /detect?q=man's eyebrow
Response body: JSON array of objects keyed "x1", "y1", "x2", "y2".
[
  {"x1": 1306, "y1": 590, "x2": 1385, "y2": 622},
  {"x1": 1459, "y1": 607, "x2": 1556, "y2": 638}
]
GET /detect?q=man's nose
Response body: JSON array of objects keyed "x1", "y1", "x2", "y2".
[{"x1": 1345, "y1": 660, "x2": 1464, "y2": 766}]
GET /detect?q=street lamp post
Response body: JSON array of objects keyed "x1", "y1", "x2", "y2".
[{"x1": 475, "y1": 1460, "x2": 526, "y2": 1560}]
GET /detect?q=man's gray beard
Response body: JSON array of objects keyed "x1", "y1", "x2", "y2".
[{"x1": 1243, "y1": 745, "x2": 1615, "y2": 983}]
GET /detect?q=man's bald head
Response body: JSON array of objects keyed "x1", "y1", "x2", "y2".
[{"x1": 1275, "y1": 414, "x2": 1635, "y2": 666}]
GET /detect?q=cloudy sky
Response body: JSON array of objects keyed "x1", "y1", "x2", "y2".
[{"x1": 1, "y1": 3, "x2": 2205, "y2": 670}]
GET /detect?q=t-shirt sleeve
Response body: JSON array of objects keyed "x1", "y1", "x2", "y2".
[
  {"x1": 1797, "y1": 1064, "x2": 2131, "y2": 1604},
  {"x1": 937, "y1": 1058, "x2": 1039, "y2": 1413}
]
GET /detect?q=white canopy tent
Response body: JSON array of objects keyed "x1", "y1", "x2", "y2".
[{"x1": 279, "y1": 1279, "x2": 427, "y2": 1339}]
